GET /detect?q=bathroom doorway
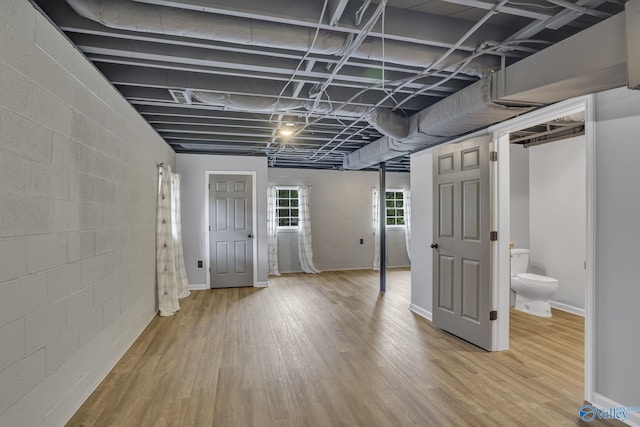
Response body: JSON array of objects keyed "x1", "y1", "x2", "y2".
[{"x1": 489, "y1": 96, "x2": 595, "y2": 401}]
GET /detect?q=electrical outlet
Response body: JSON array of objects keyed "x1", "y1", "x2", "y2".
[
  {"x1": 360, "y1": 238, "x2": 364, "y2": 245},
  {"x1": 197, "y1": 260, "x2": 203, "y2": 268}
]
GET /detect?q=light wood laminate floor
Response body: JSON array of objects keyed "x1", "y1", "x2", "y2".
[{"x1": 68, "y1": 268, "x2": 603, "y2": 426}]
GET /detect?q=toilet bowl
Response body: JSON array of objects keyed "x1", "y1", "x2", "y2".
[{"x1": 510, "y1": 249, "x2": 558, "y2": 317}]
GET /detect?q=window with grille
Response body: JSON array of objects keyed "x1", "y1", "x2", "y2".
[
  {"x1": 385, "y1": 190, "x2": 405, "y2": 226},
  {"x1": 276, "y1": 188, "x2": 299, "y2": 229}
]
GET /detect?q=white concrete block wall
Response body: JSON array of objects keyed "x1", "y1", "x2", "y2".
[{"x1": 0, "y1": 0, "x2": 175, "y2": 425}]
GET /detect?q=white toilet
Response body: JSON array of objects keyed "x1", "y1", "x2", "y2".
[{"x1": 510, "y1": 248, "x2": 558, "y2": 317}]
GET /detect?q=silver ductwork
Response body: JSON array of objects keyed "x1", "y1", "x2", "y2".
[
  {"x1": 345, "y1": 12, "x2": 628, "y2": 169},
  {"x1": 65, "y1": 0, "x2": 498, "y2": 76},
  {"x1": 344, "y1": 75, "x2": 533, "y2": 169}
]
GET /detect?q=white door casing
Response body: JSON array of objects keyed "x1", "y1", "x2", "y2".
[{"x1": 488, "y1": 95, "x2": 594, "y2": 400}]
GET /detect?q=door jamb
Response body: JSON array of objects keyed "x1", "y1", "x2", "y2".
[
  {"x1": 204, "y1": 171, "x2": 258, "y2": 288},
  {"x1": 488, "y1": 95, "x2": 595, "y2": 401}
]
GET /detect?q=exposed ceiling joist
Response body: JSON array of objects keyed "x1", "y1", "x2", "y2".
[{"x1": 31, "y1": 0, "x2": 622, "y2": 171}]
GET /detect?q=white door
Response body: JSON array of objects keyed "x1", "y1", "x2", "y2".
[
  {"x1": 432, "y1": 136, "x2": 492, "y2": 350},
  {"x1": 209, "y1": 174, "x2": 254, "y2": 288}
]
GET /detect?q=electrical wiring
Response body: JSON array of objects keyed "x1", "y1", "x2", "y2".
[
  {"x1": 305, "y1": 37, "x2": 551, "y2": 140},
  {"x1": 268, "y1": 0, "x2": 329, "y2": 124},
  {"x1": 302, "y1": 0, "x2": 512, "y2": 157},
  {"x1": 307, "y1": 39, "x2": 553, "y2": 163},
  {"x1": 307, "y1": 0, "x2": 388, "y2": 118}
]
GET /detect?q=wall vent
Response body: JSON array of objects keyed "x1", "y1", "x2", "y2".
[{"x1": 169, "y1": 89, "x2": 192, "y2": 105}]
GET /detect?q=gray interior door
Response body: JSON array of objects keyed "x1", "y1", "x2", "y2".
[
  {"x1": 432, "y1": 136, "x2": 492, "y2": 350},
  {"x1": 209, "y1": 174, "x2": 254, "y2": 288}
]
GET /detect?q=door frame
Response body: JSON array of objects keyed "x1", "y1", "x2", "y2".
[
  {"x1": 488, "y1": 95, "x2": 595, "y2": 400},
  {"x1": 204, "y1": 171, "x2": 258, "y2": 288}
]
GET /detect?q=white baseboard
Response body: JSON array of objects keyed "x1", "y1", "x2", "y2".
[
  {"x1": 43, "y1": 302, "x2": 157, "y2": 427},
  {"x1": 550, "y1": 300, "x2": 585, "y2": 317},
  {"x1": 410, "y1": 304, "x2": 432, "y2": 322},
  {"x1": 279, "y1": 265, "x2": 411, "y2": 274},
  {"x1": 254, "y1": 281, "x2": 269, "y2": 287},
  {"x1": 188, "y1": 283, "x2": 209, "y2": 291},
  {"x1": 591, "y1": 392, "x2": 640, "y2": 426}
]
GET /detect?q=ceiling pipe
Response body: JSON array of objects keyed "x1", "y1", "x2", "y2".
[{"x1": 65, "y1": 0, "x2": 498, "y2": 76}]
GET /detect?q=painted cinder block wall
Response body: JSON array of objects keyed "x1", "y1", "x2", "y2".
[{"x1": 0, "y1": 1, "x2": 175, "y2": 425}]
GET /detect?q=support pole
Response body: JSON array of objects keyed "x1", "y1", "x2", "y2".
[{"x1": 379, "y1": 162, "x2": 386, "y2": 293}]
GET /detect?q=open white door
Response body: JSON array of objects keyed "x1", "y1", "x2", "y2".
[{"x1": 432, "y1": 135, "x2": 493, "y2": 350}]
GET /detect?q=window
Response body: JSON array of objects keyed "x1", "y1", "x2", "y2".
[
  {"x1": 385, "y1": 190, "x2": 405, "y2": 226},
  {"x1": 276, "y1": 188, "x2": 299, "y2": 228}
]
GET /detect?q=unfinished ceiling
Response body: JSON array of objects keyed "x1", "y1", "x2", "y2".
[{"x1": 31, "y1": 0, "x2": 623, "y2": 171}]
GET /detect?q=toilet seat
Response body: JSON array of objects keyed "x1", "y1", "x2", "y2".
[{"x1": 516, "y1": 273, "x2": 558, "y2": 286}]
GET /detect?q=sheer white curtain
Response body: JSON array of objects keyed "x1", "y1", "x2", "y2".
[
  {"x1": 267, "y1": 186, "x2": 280, "y2": 276},
  {"x1": 297, "y1": 185, "x2": 320, "y2": 273},
  {"x1": 403, "y1": 188, "x2": 411, "y2": 262},
  {"x1": 157, "y1": 164, "x2": 190, "y2": 317},
  {"x1": 372, "y1": 187, "x2": 380, "y2": 270}
]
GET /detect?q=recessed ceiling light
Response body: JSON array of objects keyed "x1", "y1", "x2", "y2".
[
  {"x1": 285, "y1": 122, "x2": 296, "y2": 127},
  {"x1": 279, "y1": 128, "x2": 294, "y2": 136}
]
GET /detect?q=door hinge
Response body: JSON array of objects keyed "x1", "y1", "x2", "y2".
[
  {"x1": 209, "y1": 267, "x2": 211, "y2": 273},
  {"x1": 490, "y1": 310, "x2": 498, "y2": 321},
  {"x1": 489, "y1": 151, "x2": 498, "y2": 162},
  {"x1": 490, "y1": 231, "x2": 498, "y2": 241},
  {"x1": 209, "y1": 225, "x2": 211, "y2": 231}
]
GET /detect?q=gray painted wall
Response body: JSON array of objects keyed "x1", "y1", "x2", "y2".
[
  {"x1": 267, "y1": 168, "x2": 410, "y2": 272},
  {"x1": 176, "y1": 154, "x2": 269, "y2": 286},
  {"x1": 529, "y1": 135, "x2": 586, "y2": 310},
  {"x1": 409, "y1": 149, "x2": 433, "y2": 316},
  {"x1": 0, "y1": 1, "x2": 175, "y2": 424},
  {"x1": 594, "y1": 87, "x2": 640, "y2": 409},
  {"x1": 509, "y1": 144, "x2": 530, "y2": 249}
]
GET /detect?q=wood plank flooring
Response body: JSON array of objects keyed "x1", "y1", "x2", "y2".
[{"x1": 67, "y1": 269, "x2": 607, "y2": 426}]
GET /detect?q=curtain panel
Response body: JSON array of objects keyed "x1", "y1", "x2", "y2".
[
  {"x1": 157, "y1": 164, "x2": 190, "y2": 317},
  {"x1": 297, "y1": 185, "x2": 320, "y2": 273},
  {"x1": 403, "y1": 188, "x2": 411, "y2": 262},
  {"x1": 267, "y1": 186, "x2": 280, "y2": 276}
]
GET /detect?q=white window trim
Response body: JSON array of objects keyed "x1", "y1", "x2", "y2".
[
  {"x1": 275, "y1": 186, "x2": 300, "y2": 230},
  {"x1": 385, "y1": 188, "x2": 406, "y2": 229}
]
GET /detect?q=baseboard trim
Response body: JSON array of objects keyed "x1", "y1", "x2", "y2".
[
  {"x1": 50, "y1": 303, "x2": 157, "y2": 426},
  {"x1": 410, "y1": 304, "x2": 432, "y2": 322},
  {"x1": 591, "y1": 392, "x2": 640, "y2": 426},
  {"x1": 550, "y1": 300, "x2": 585, "y2": 317},
  {"x1": 188, "y1": 284, "x2": 209, "y2": 291},
  {"x1": 254, "y1": 281, "x2": 269, "y2": 287},
  {"x1": 279, "y1": 266, "x2": 411, "y2": 274}
]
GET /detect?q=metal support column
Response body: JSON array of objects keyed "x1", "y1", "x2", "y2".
[{"x1": 379, "y1": 162, "x2": 386, "y2": 293}]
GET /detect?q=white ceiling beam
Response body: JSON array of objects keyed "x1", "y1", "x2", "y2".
[
  {"x1": 328, "y1": 0, "x2": 351, "y2": 27},
  {"x1": 439, "y1": 0, "x2": 556, "y2": 21}
]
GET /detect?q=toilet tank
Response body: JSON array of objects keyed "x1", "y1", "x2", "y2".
[{"x1": 510, "y1": 249, "x2": 530, "y2": 276}]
